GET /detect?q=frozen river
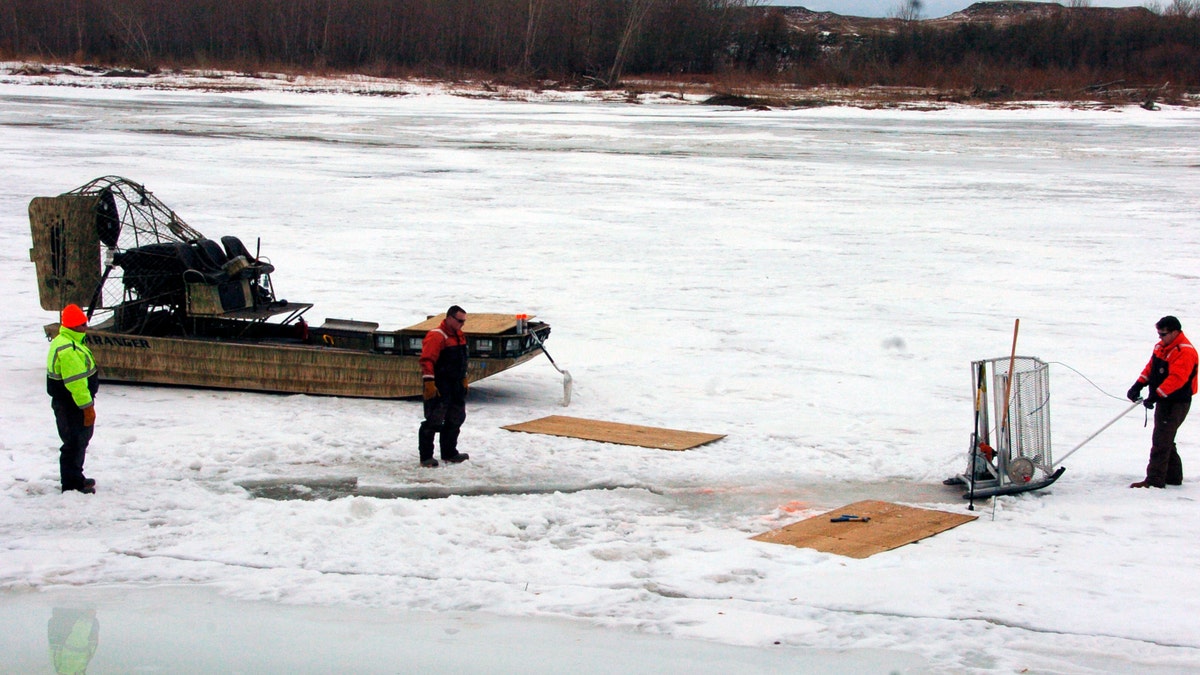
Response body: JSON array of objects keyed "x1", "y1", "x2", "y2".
[{"x1": 2, "y1": 77, "x2": 1200, "y2": 672}]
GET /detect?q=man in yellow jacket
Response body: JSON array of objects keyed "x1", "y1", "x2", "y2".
[{"x1": 46, "y1": 304, "x2": 99, "y2": 494}]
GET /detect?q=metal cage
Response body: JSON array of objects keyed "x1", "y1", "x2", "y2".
[
  {"x1": 990, "y1": 356, "x2": 1052, "y2": 471},
  {"x1": 949, "y1": 355, "x2": 1063, "y2": 499}
]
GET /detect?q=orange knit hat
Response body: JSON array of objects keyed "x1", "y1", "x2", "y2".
[{"x1": 60, "y1": 304, "x2": 87, "y2": 329}]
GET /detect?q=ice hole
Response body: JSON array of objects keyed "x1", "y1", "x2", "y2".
[{"x1": 236, "y1": 477, "x2": 652, "y2": 501}]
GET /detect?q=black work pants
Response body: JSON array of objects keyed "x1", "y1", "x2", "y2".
[
  {"x1": 52, "y1": 399, "x2": 93, "y2": 489},
  {"x1": 1147, "y1": 398, "x2": 1189, "y2": 486},
  {"x1": 419, "y1": 393, "x2": 466, "y2": 461}
]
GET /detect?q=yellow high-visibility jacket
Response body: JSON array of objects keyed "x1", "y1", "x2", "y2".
[{"x1": 46, "y1": 326, "x2": 98, "y2": 409}]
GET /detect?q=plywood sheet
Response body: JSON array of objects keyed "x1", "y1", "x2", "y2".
[
  {"x1": 751, "y1": 500, "x2": 976, "y2": 559},
  {"x1": 403, "y1": 313, "x2": 531, "y2": 335},
  {"x1": 502, "y1": 415, "x2": 725, "y2": 451}
]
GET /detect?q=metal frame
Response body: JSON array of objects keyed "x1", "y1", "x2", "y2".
[{"x1": 949, "y1": 356, "x2": 1065, "y2": 499}]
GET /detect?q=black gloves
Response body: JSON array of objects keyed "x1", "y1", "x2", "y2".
[{"x1": 1128, "y1": 382, "x2": 1158, "y2": 408}]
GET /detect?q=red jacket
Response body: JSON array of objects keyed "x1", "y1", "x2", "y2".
[
  {"x1": 419, "y1": 319, "x2": 468, "y2": 381},
  {"x1": 1139, "y1": 331, "x2": 1198, "y2": 400}
]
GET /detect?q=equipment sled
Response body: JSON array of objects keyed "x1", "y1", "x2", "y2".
[
  {"x1": 947, "y1": 356, "x2": 1064, "y2": 500},
  {"x1": 944, "y1": 466, "x2": 1065, "y2": 499}
]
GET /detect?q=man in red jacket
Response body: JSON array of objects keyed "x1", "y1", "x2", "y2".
[
  {"x1": 1127, "y1": 316, "x2": 1197, "y2": 488},
  {"x1": 417, "y1": 305, "x2": 471, "y2": 468}
]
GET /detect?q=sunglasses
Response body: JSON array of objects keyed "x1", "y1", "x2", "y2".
[{"x1": 1158, "y1": 330, "x2": 1175, "y2": 336}]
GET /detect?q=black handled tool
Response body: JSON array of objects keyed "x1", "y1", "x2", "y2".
[{"x1": 830, "y1": 514, "x2": 870, "y2": 523}]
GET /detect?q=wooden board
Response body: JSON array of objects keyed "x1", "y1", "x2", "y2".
[
  {"x1": 751, "y1": 500, "x2": 976, "y2": 559},
  {"x1": 501, "y1": 415, "x2": 725, "y2": 451},
  {"x1": 403, "y1": 313, "x2": 531, "y2": 335}
]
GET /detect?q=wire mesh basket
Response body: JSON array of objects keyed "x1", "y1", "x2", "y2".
[
  {"x1": 949, "y1": 355, "x2": 1062, "y2": 498},
  {"x1": 991, "y1": 356, "x2": 1052, "y2": 472}
]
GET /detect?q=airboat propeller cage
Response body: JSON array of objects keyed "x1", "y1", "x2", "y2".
[
  {"x1": 952, "y1": 356, "x2": 1065, "y2": 499},
  {"x1": 29, "y1": 174, "x2": 208, "y2": 314}
]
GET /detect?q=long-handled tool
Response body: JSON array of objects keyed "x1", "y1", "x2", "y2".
[
  {"x1": 998, "y1": 318, "x2": 1020, "y2": 452},
  {"x1": 529, "y1": 329, "x2": 572, "y2": 407},
  {"x1": 968, "y1": 360, "x2": 986, "y2": 511},
  {"x1": 982, "y1": 319, "x2": 1019, "y2": 514}
]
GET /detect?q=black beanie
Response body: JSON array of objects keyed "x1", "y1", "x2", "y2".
[{"x1": 1157, "y1": 315, "x2": 1182, "y2": 332}]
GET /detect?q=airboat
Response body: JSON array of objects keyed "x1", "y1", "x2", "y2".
[{"x1": 29, "y1": 176, "x2": 551, "y2": 398}]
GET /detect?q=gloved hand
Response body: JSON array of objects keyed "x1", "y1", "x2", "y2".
[
  {"x1": 462, "y1": 377, "x2": 470, "y2": 394},
  {"x1": 1127, "y1": 382, "x2": 1145, "y2": 402},
  {"x1": 1143, "y1": 394, "x2": 1158, "y2": 410},
  {"x1": 423, "y1": 380, "x2": 439, "y2": 400},
  {"x1": 82, "y1": 406, "x2": 96, "y2": 426}
]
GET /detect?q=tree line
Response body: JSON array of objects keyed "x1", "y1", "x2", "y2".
[
  {"x1": 1, "y1": 0, "x2": 752, "y2": 84},
  {"x1": 2, "y1": 1, "x2": 1197, "y2": 93}
]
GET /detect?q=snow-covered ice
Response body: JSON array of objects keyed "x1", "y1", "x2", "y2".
[{"x1": 1, "y1": 76, "x2": 1199, "y2": 673}]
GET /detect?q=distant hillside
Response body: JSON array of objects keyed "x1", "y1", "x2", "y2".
[
  {"x1": 774, "y1": 1, "x2": 1158, "y2": 34},
  {"x1": 936, "y1": 1, "x2": 1156, "y2": 25}
]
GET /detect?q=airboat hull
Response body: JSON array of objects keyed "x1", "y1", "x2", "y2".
[{"x1": 46, "y1": 321, "x2": 544, "y2": 399}]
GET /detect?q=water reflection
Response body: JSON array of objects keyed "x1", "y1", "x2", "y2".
[
  {"x1": 0, "y1": 585, "x2": 929, "y2": 673},
  {"x1": 47, "y1": 608, "x2": 99, "y2": 674}
]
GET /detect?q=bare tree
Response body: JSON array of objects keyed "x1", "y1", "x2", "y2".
[
  {"x1": 521, "y1": 0, "x2": 548, "y2": 74},
  {"x1": 890, "y1": 0, "x2": 922, "y2": 22},
  {"x1": 105, "y1": 1, "x2": 155, "y2": 66},
  {"x1": 1166, "y1": 0, "x2": 1199, "y2": 17},
  {"x1": 606, "y1": 0, "x2": 657, "y2": 86}
]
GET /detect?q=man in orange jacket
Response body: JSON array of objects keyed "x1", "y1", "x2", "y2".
[
  {"x1": 1127, "y1": 316, "x2": 1197, "y2": 488},
  {"x1": 417, "y1": 305, "x2": 471, "y2": 468}
]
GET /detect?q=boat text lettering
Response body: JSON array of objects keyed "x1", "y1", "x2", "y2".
[{"x1": 86, "y1": 335, "x2": 152, "y2": 349}]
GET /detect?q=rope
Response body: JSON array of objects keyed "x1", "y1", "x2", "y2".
[
  {"x1": 1048, "y1": 360, "x2": 1149, "y2": 426},
  {"x1": 1046, "y1": 361, "x2": 1129, "y2": 402}
]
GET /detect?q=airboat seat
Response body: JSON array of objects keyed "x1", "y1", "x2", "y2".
[
  {"x1": 178, "y1": 242, "x2": 228, "y2": 284},
  {"x1": 195, "y1": 238, "x2": 228, "y2": 268},
  {"x1": 197, "y1": 237, "x2": 262, "y2": 280},
  {"x1": 221, "y1": 235, "x2": 275, "y2": 275}
]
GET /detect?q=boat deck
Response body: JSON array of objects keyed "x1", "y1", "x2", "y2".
[{"x1": 221, "y1": 302, "x2": 313, "y2": 322}]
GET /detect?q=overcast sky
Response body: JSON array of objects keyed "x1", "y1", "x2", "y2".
[{"x1": 766, "y1": 1, "x2": 1148, "y2": 19}]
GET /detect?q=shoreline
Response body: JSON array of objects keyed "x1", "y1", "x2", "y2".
[{"x1": 4, "y1": 60, "x2": 1196, "y2": 112}]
